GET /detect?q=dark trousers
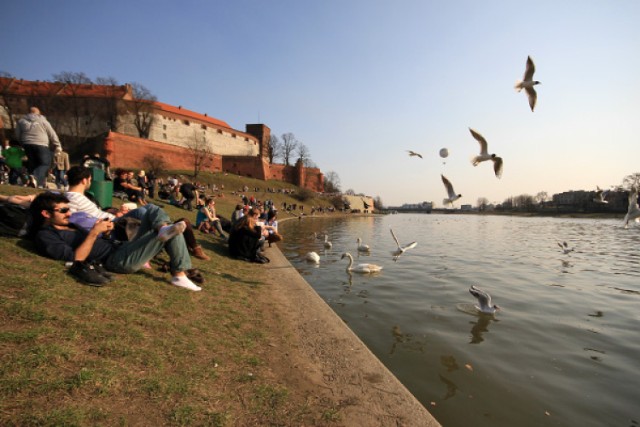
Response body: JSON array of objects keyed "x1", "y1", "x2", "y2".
[{"x1": 23, "y1": 144, "x2": 52, "y2": 188}]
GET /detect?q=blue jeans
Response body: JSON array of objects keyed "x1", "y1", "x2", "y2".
[
  {"x1": 105, "y1": 204, "x2": 191, "y2": 274},
  {"x1": 23, "y1": 144, "x2": 52, "y2": 188},
  {"x1": 55, "y1": 169, "x2": 67, "y2": 189}
]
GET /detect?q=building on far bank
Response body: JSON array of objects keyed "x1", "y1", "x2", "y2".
[{"x1": 0, "y1": 76, "x2": 323, "y2": 192}]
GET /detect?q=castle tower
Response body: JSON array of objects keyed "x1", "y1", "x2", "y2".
[{"x1": 245, "y1": 124, "x2": 271, "y2": 159}]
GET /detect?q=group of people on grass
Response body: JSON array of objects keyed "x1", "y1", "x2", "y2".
[{"x1": 1, "y1": 106, "x2": 288, "y2": 291}]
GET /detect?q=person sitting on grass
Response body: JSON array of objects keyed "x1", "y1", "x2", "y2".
[
  {"x1": 228, "y1": 207, "x2": 272, "y2": 263},
  {"x1": 113, "y1": 169, "x2": 147, "y2": 205},
  {"x1": 196, "y1": 197, "x2": 227, "y2": 239},
  {"x1": 64, "y1": 166, "x2": 210, "y2": 260},
  {"x1": 29, "y1": 191, "x2": 201, "y2": 291}
]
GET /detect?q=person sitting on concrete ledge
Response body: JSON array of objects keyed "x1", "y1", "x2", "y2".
[{"x1": 29, "y1": 191, "x2": 201, "y2": 290}]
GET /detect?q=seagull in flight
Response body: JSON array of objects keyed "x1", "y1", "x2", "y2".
[
  {"x1": 407, "y1": 150, "x2": 423, "y2": 159},
  {"x1": 469, "y1": 128, "x2": 503, "y2": 178},
  {"x1": 514, "y1": 55, "x2": 541, "y2": 112},
  {"x1": 557, "y1": 241, "x2": 574, "y2": 254},
  {"x1": 441, "y1": 174, "x2": 462, "y2": 207},
  {"x1": 390, "y1": 227, "x2": 417, "y2": 258},
  {"x1": 593, "y1": 186, "x2": 610, "y2": 204},
  {"x1": 623, "y1": 188, "x2": 640, "y2": 228},
  {"x1": 469, "y1": 285, "x2": 500, "y2": 314}
]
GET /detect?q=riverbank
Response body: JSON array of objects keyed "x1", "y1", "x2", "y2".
[{"x1": 259, "y1": 240, "x2": 440, "y2": 426}]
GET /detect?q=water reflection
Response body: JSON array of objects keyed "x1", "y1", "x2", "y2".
[
  {"x1": 469, "y1": 315, "x2": 497, "y2": 344},
  {"x1": 438, "y1": 373, "x2": 458, "y2": 400}
]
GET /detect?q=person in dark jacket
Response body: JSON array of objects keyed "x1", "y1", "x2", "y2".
[{"x1": 228, "y1": 207, "x2": 269, "y2": 262}]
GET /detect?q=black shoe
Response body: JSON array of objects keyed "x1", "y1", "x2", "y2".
[
  {"x1": 68, "y1": 261, "x2": 109, "y2": 286},
  {"x1": 90, "y1": 261, "x2": 114, "y2": 281}
]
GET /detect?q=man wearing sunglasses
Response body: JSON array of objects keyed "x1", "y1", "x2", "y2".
[{"x1": 29, "y1": 191, "x2": 201, "y2": 291}]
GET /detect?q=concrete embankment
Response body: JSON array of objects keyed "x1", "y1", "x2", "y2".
[{"x1": 261, "y1": 231, "x2": 441, "y2": 426}]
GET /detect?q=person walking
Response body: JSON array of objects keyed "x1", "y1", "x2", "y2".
[
  {"x1": 53, "y1": 148, "x2": 70, "y2": 190},
  {"x1": 15, "y1": 107, "x2": 62, "y2": 188}
]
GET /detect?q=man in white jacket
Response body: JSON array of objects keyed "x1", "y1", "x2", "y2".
[{"x1": 15, "y1": 106, "x2": 61, "y2": 188}]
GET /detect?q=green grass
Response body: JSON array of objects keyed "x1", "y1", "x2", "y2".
[{"x1": 0, "y1": 173, "x2": 342, "y2": 426}]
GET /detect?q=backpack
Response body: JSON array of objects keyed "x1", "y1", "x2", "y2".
[{"x1": 0, "y1": 202, "x2": 30, "y2": 237}]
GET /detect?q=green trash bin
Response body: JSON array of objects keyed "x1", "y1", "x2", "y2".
[
  {"x1": 90, "y1": 167, "x2": 105, "y2": 182},
  {"x1": 89, "y1": 180, "x2": 113, "y2": 209}
]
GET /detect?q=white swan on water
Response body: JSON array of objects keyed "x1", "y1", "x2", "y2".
[
  {"x1": 357, "y1": 237, "x2": 370, "y2": 252},
  {"x1": 305, "y1": 252, "x2": 320, "y2": 264},
  {"x1": 341, "y1": 252, "x2": 382, "y2": 274},
  {"x1": 324, "y1": 234, "x2": 332, "y2": 249}
]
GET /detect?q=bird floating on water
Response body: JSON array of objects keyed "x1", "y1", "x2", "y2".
[
  {"x1": 407, "y1": 150, "x2": 423, "y2": 159},
  {"x1": 514, "y1": 55, "x2": 541, "y2": 112},
  {"x1": 390, "y1": 227, "x2": 417, "y2": 257},
  {"x1": 324, "y1": 234, "x2": 332, "y2": 249},
  {"x1": 357, "y1": 237, "x2": 370, "y2": 252},
  {"x1": 441, "y1": 174, "x2": 462, "y2": 207},
  {"x1": 469, "y1": 285, "x2": 500, "y2": 314},
  {"x1": 623, "y1": 188, "x2": 640, "y2": 228},
  {"x1": 593, "y1": 186, "x2": 610, "y2": 204},
  {"x1": 341, "y1": 252, "x2": 383, "y2": 274},
  {"x1": 305, "y1": 252, "x2": 320, "y2": 264},
  {"x1": 557, "y1": 241, "x2": 574, "y2": 254},
  {"x1": 469, "y1": 128, "x2": 503, "y2": 178}
]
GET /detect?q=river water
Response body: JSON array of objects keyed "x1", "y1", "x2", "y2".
[{"x1": 279, "y1": 213, "x2": 640, "y2": 427}]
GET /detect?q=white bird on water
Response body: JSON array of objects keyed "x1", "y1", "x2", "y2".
[
  {"x1": 469, "y1": 285, "x2": 500, "y2": 314},
  {"x1": 441, "y1": 174, "x2": 462, "y2": 207},
  {"x1": 390, "y1": 227, "x2": 417, "y2": 257},
  {"x1": 557, "y1": 241, "x2": 574, "y2": 254},
  {"x1": 407, "y1": 150, "x2": 423, "y2": 159},
  {"x1": 323, "y1": 234, "x2": 332, "y2": 249},
  {"x1": 357, "y1": 237, "x2": 370, "y2": 252},
  {"x1": 341, "y1": 252, "x2": 383, "y2": 274},
  {"x1": 469, "y1": 128, "x2": 503, "y2": 178},
  {"x1": 623, "y1": 188, "x2": 640, "y2": 228},
  {"x1": 305, "y1": 252, "x2": 320, "y2": 264},
  {"x1": 514, "y1": 55, "x2": 541, "y2": 112}
]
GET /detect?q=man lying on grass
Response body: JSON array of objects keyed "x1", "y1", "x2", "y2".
[{"x1": 28, "y1": 191, "x2": 202, "y2": 291}]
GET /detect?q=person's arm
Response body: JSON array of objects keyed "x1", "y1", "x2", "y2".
[
  {"x1": 73, "y1": 219, "x2": 111, "y2": 261},
  {"x1": 43, "y1": 119, "x2": 61, "y2": 149}
]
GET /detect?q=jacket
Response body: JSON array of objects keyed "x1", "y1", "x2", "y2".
[{"x1": 15, "y1": 113, "x2": 61, "y2": 149}]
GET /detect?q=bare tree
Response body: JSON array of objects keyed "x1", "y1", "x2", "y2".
[
  {"x1": 268, "y1": 134, "x2": 281, "y2": 163},
  {"x1": 297, "y1": 142, "x2": 312, "y2": 167},
  {"x1": 96, "y1": 76, "x2": 121, "y2": 131},
  {"x1": 186, "y1": 130, "x2": 213, "y2": 178},
  {"x1": 281, "y1": 132, "x2": 298, "y2": 166},
  {"x1": 142, "y1": 153, "x2": 168, "y2": 177},
  {"x1": 50, "y1": 71, "x2": 100, "y2": 142},
  {"x1": 477, "y1": 197, "x2": 489, "y2": 210},
  {"x1": 535, "y1": 191, "x2": 549, "y2": 205},
  {"x1": 52, "y1": 71, "x2": 93, "y2": 84},
  {"x1": 324, "y1": 170, "x2": 341, "y2": 193},
  {"x1": 373, "y1": 196, "x2": 384, "y2": 210},
  {"x1": 130, "y1": 82, "x2": 157, "y2": 139},
  {"x1": 344, "y1": 188, "x2": 356, "y2": 196}
]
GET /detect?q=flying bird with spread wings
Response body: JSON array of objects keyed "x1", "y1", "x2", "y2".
[
  {"x1": 514, "y1": 55, "x2": 541, "y2": 112},
  {"x1": 407, "y1": 150, "x2": 423, "y2": 159},
  {"x1": 469, "y1": 128, "x2": 503, "y2": 178}
]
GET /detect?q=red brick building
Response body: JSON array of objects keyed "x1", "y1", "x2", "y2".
[{"x1": 0, "y1": 77, "x2": 323, "y2": 192}]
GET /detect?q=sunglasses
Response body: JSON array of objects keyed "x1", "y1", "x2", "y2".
[{"x1": 52, "y1": 207, "x2": 71, "y2": 214}]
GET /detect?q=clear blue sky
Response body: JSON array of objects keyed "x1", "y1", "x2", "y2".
[{"x1": 3, "y1": 0, "x2": 639, "y2": 206}]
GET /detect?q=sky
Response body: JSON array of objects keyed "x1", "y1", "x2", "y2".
[{"x1": 3, "y1": 0, "x2": 640, "y2": 206}]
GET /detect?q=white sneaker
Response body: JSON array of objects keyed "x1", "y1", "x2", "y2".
[
  {"x1": 171, "y1": 275, "x2": 201, "y2": 291},
  {"x1": 157, "y1": 221, "x2": 187, "y2": 242}
]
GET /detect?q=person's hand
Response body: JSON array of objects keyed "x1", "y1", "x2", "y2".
[{"x1": 92, "y1": 218, "x2": 114, "y2": 234}]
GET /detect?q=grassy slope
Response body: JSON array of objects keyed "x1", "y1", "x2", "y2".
[{"x1": 0, "y1": 173, "x2": 339, "y2": 426}]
